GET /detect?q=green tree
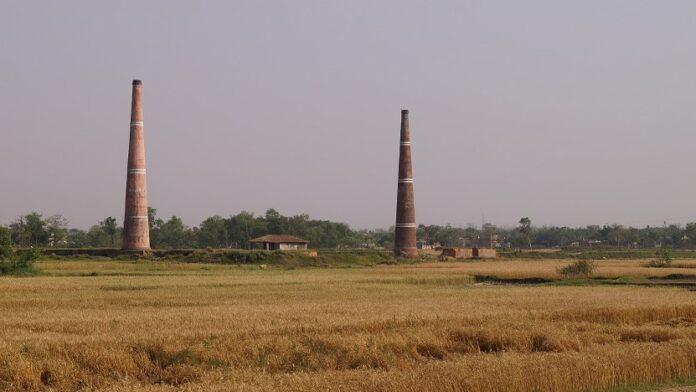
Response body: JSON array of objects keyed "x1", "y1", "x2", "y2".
[
  {"x1": 148, "y1": 208, "x2": 165, "y2": 248},
  {"x1": 148, "y1": 207, "x2": 157, "y2": 231},
  {"x1": 264, "y1": 208, "x2": 285, "y2": 234},
  {"x1": 157, "y1": 216, "x2": 195, "y2": 249},
  {"x1": 197, "y1": 216, "x2": 229, "y2": 248},
  {"x1": 100, "y1": 217, "x2": 118, "y2": 247},
  {"x1": 45, "y1": 214, "x2": 69, "y2": 247},
  {"x1": 664, "y1": 224, "x2": 684, "y2": 247},
  {"x1": 684, "y1": 222, "x2": 696, "y2": 246},
  {"x1": 0, "y1": 226, "x2": 12, "y2": 260},
  {"x1": 66, "y1": 229, "x2": 89, "y2": 247},
  {"x1": 606, "y1": 224, "x2": 627, "y2": 247},
  {"x1": 86, "y1": 225, "x2": 109, "y2": 247},
  {"x1": 227, "y1": 211, "x2": 264, "y2": 249},
  {"x1": 518, "y1": 217, "x2": 533, "y2": 249},
  {"x1": 10, "y1": 212, "x2": 48, "y2": 246}
]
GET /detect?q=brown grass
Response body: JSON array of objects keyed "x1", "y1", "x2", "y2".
[
  {"x1": 412, "y1": 258, "x2": 696, "y2": 280},
  {"x1": 0, "y1": 259, "x2": 694, "y2": 391}
]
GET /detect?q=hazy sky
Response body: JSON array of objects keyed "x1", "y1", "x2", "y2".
[{"x1": 2, "y1": 1, "x2": 696, "y2": 230}]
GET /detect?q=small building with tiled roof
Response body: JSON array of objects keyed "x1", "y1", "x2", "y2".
[{"x1": 249, "y1": 234, "x2": 309, "y2": 250}]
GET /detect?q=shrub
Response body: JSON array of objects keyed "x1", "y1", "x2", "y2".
[
  {"x1": 0, "y1": 229, "x2": 34, "y2": 275},
  {"x1": 0, "y1": 248, "x2": 41, "y2": 276},
  {"x1": 558, "y1": 259, "x2": 595, "y2": 278},
  {"x1": 645, "y1": 248, "x2": 673, "y2": 268}
]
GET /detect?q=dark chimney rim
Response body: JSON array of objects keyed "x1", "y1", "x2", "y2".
[
  {"x1": 132, "y1": 79, "x2": 142, "y2": 85},
  {"x1": 401, "y1": 109, "x2": 409, "y2": 115}
]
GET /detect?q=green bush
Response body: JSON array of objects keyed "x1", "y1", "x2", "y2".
[
  {"x1": 0, "y1": 248, "x2": 41, "y2": 276},
  {"x1": 557, "y1": 259, "x2": 595, "y2": 278},
  {"x1": 646, "y1": 249, "x2": 673, "y2": 268}
]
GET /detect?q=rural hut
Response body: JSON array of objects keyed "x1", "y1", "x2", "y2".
[{"x1": 249, "y1": 235, "x2": 308, "y2": 250}]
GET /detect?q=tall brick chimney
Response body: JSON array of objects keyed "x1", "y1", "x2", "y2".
[
  {"x1": 122, "y1": 79, "x2": 150, "y2": 250},
  {"x1": 394, "y1": 109, "x2": 417, "y2": 258}
]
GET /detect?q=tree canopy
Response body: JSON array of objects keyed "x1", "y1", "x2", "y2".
[{"x1": 4, "y1": 211, "x2": 696, "y2": 250}]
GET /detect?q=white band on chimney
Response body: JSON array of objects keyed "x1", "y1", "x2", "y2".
[
  {"x1": 395, "y1": 223, "x2": 417, "y2": 228},
  {"x1": 400, "y1": 142, "x2": 411, "y2": 146},
  {"x1": 128, "y1": 215, "x2": 148, "y2": 219},
  {"x1": 128, "y1": 169, "x2": 146, "y2": 174},
  {"x1": 130, "y1": 121, "x2": 143, "y2": 126},
  {"x1": 398, "y1": 178, "x2": 413, "y2": 183}
]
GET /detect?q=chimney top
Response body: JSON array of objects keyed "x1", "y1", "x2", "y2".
[
  {"x1": 132, "y1": 79, "x2": 142, "y2": 86},
  {"x1": 401, "y1": 109, "x2": 409, "y2": 115}
]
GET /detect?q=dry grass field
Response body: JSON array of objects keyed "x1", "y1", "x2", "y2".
[{"x1": 0, "y1": 258, "x2": 694, "y2": 391}]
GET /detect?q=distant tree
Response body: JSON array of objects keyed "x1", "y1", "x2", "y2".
[
  {"x1": 25, "y1": 213, "x2": 48, "y2": 246},
  {"x1": 363, "y1": 228, "x2": 393, "y2": 248},
  {"x1": 9, "y1": 217, "x2": 28, "y2": 247},
  {"x1": 45, "y1": 214, "x2": 69, "y2": 247},
  {"x1": 16, "y1": 207, "x2": 696, "y2": 251},
  {"x1": 66, "y1": 229, "x2": 89, "y2": 247},
  {"x1": 197, "y1": 215, "x2": 229, "y2": 248},
  {"x1": 264, "y1": 208, "x2": 285, "y2": 234},
  {"x1": 302, "y1": 219, "x2": 354, "y2": 248},
  {"x1": 606, "y1": 224, "x2": 626, "y2": 247},
  {"x1": 10, "y1": 212, "x2": 48, "y2": 247},
  {"x1": 0, "y1": 226, "x2": 12, "y2": 259},
  {"x1": 99, "y1": 217, "x2": 118, "y2": 247},
  {"x1": 148, "y1": 208, "x2": 165, "y2": 248},
  {"x1": 86, "y1": 225, "x2": 109, "y2": 247},
  {"x1": 227, "y1": 211, "x2": 264, "y2": 249},
  {"x1": 156, "y1": 216, "x2": 195, "y2": 249},
  {"x1": 535, "y1": 225, "x2": 573, "y2": 248},
  {"x1": 684, "y1": 222, "x2": 696, "y2": 246},
  {"x1": 286, "y1": 214, "x2": 310, "y2": 237},
  {"x1": 480, "y1": 223, "x2": 498, "y2": 245},
  {"x1": 664, "y1": 224, "x2": 684, "y2": 247},
  {"x1": 518, "y1": 217, "x2": 533, "y2": 249},
  {"x1": 147, "y1": 207, "x2": 157, "y2": 231}
]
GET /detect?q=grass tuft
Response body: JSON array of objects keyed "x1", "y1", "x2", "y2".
[{"x1": 558, "y1": 259, "x2": 596, "y2": 278}]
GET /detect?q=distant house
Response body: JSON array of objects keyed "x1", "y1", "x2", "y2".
[{"x1": 249, "y1": 235, "x2": 309, "y2": 250}]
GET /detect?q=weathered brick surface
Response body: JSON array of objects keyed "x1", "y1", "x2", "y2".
[
  {"x1": 394, "y1": 110, "x2": 418, "y2": 258},
  {"x1": 122, "y1": 80, "x2": 151, "y2": 250},
  {"x1": 441, "y1": 248, "x2": 474, "y2": 259},
  {"x1": 473, "y1": 248, "x2": 497, "y2": 258}
]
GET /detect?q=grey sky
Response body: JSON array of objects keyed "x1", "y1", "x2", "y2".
[{"x1": 2, "y1": 1, "x2": 696, "y2": 230}]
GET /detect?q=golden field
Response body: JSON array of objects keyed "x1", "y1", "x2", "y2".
[{"x1": 0, "y1": 258, "x2": 694, "y2": 391}]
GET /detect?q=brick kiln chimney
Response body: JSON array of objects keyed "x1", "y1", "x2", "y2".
[
  {"x1": 394, "y1": 109, "x2": 417, "y2": 258},
  {"x1": 122, "y1": 79, "x2": 151, "y2": 250}
]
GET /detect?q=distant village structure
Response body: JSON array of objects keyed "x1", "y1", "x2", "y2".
[
  {"x1": 249, "y1": 235, "x2": 309, "y2": 250},
  {"x1": 394, "y1": 109, "x2": 418, "y2": 258},
  {"x1": 440, "y1": 247, "x2": 497, "y2": 260},
  {"x1": 122, "y1": 80, "x2": 151, "y2": 250}
]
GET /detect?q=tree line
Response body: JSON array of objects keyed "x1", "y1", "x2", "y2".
[
  {"x1": 416, "y1": 217, "x2": 696, "y2": 249},
  {"x1": 3, "y1": 212, "x2": 696, "y2": 249},
  {"x1": 2, "y1": 209, "x2": 365, "y2": 249}
]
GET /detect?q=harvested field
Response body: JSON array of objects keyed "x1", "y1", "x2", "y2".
[{"x1": 0, "y1": 258, "x2": 694, "y2": 391}]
